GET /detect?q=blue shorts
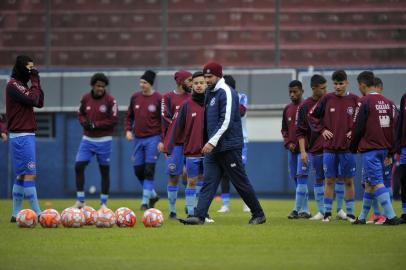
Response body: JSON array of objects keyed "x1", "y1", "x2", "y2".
[
  {"x1": 166, "y1": 145, "x2": 185, "y2": 176},
  {"x1": 401, "y1": 147, "x2": 406, "y2": 165},
  {"x1": 186, "y1": 156, "x2": 204, "y2": 178},
  {"x1": 132, "y1": 135, "x2": 160, "y2": 166},
  {"x1": 242, "y1": 143, "x2": 248, "y2": 165},
  {"x1": 323, "y1": 152, "x2": 356, "y2": 178},
  {"x1": 10, "y1": 135, "x2": 36, "y2": 175},
  {"x1": 76, "y1": 138, "x2": 112, "y2": 165},
  {"x1": 310, "y1": 153, "x2": 324, "y2": 180},
  {"x1": 296, "y1": 153, "x2": 310, "y2": 177},
  {"x1": 288, "y1": 151, "x2": 298, "y2": 183},
  {"x1": 362, "y1": 149, "x2": 388, "y2": 186}
]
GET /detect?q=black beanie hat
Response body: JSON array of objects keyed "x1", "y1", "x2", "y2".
[
  {"x1": 11, "y1": 55, "x2": 33, "y2": 84},
  {"x1": 141, "y1": 70, "x2": 156, "y2": 86}
]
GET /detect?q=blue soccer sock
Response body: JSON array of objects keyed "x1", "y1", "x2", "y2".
[
  {"x1": 324, "y1": 197, "x2": 333, "y2": 214},
  {"x1": 23, "y1": 181, "x2": 41, "y2": 215},
  {"x1": 295, "y1": 178, "x2": 308, "y2": 212},
  {"x1": 402, "y1": 203, "x2": 406, "y2": 215},
  {"x1": 335, "y1": 181, "x2": 345, "y2": 212},
  {"x1": 314, "y1": 183, "x2": 325, "y2": 214},
  {"x1": 77, "y1": 191, "x2": 85, "y2": 203},
  {"x1": 12, "y1": 180, "x2": 24, "y2": 217},
  {"x1": 375, "y1": 187, "x2": 396, "y2": 219},
  {"x1": 167, "y1": 185, "x2": 178, "y2": 213},
  {"x1": 302, "y1": 191, "x2": 310, "y2": 213},
  {"x1": 359, "y1": 192, "x2": 374, "y2": 220},
  {"x1": 221, "y1": 193, "x2": 230, "y2": 208},
  {"x1": 100, "y1": 194, "x2": 108, "y2": 205},
  {"x1": 185, "y1": 188, "x2": 197, "y2": 216},
  {"x1": 142, "y1": 180, "x2": 154, "y2": 205},
  {"x1": 372, "y1": 199, "x2": 381, "y2": 216},
  {"x1": 151, "y1": 189, "x2": 158, "y2": 198},
  {"x1": 345, "y1": 199, "x2": 355, "y2": 216}
]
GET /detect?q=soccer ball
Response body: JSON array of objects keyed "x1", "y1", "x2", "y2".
[
  {"x1": 115, "y1": 207, "x2": 136, "y2": 227},
  {"x1": 16, "y1": 209, "x2": 37, "y2": 228},
  {"x1": 82, "y1": 206, "x2": 97, "y2": 225},
  {"x1": 61, "y1": 207, "x2": 85, "y2": 228},
  {"x1": 142, "y1": 208, "x2": 164, "y2": 228},
  {"x1": 39, "y1": 209, "x2": 61, "y2": 228},
  {"x1": 96, "y1": 207, "x2": 116, "y2": 228}
]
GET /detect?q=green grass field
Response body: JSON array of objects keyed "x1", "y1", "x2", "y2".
[{"x1": 0, "y1": 198, "x2": 405, "y2": 270}]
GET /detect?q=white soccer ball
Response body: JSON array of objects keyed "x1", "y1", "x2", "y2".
[
  {"x1": 96, "y1": 207, "x2": 116, "y2": 228},
  {"x1": 61, "y1": 207, "x2": 85, "y2": 228},
  {"x1": 82, "y1": 206, "x2": 97, "y2": 225},
  {"x1": 142, "y1": 208, "x2": 164, "y2": 228},
  {"x1": 115, "y1": 207, "x2": 136, "y2": 227},
  {"x1": 17, "y1": 209, "x2": 38, "y2": 228}
]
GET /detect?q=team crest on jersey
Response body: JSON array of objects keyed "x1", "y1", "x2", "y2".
[
  {"x1": 176, "y1": 105, "x2": 180, "y2": 110},
  {"x1": 346, "y1": 107, "x2": 354, "y2": 115},
  {"x1": 135, "y1": 105, "x2": 140, "y2": 109},
  {"x1": 192, "y1": 112, "x2": 197, "y2": 117},
  {"x1": 330, "y1": 108, "x2": 335, "y2": 112},
  {"x1": 99, "y1": 105, "x2": 107, "y2": 113},
  {"x1": 288, "y1": 117, "x2": 292, "y2": 122},
  {"x1": 148, "y1": 104, "x2": 157, "y2": 112},
  {"x1": 210, "y1": 97, "x2": 216, "y2": 106},
  {"x1": 168, "y1": 163, "x2": 177, "y2": 172},
  {"x1": 86, "y1": 106, "x2": 91, "y2": 111},
  {"x1": 27, "y1": 161, "x2": 36, "y2": 170}
]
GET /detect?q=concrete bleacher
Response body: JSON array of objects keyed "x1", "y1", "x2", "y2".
[{"x1": 0, "y1": 0, "x2": 405, "y2": 67}]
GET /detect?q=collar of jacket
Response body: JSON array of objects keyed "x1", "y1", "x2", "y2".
[{"x1": 212, "y1": 77, "x2": 227, "y2": 92}]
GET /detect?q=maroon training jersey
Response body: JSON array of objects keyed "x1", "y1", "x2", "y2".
[
  {"x1": 161, "y1": 90, "x2": 190, "y2": 141},
  {"x1": 168, "y1": 97, "x2": 205, "y2": 157},
  {"x1": 296, "y1": 97, "x2": 324, "y2": 154},
  {"x1": 0, "y1": 115, "x2": 6, "y2": 134},
  {"x1": 350, "y1": 92, "x2": 396, "y2": 153},
  {"x1": 396, "y1": 92, "x2": 406, "y2": 149},
  {"x1": 6, "y1": 75, "x2": 44, "y2": 133},
  {"x1": 309, "y1": 92, "x2": 359, "y2": 152},
  {"x1": 125, "y1": 91, "x2": 162, "y2": 138},
  {"x1": 281, "y1": 101, "x2": 301, "y2": 153},
  {"x1": 78, "y1": 92, "x2": 118, "y2": 138}
]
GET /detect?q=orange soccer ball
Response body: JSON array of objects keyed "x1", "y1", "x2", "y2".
[
  {"x1": 95, "y1": 207, "x2": 116, "y2": 228},
  {"x1": 16, "y1": 209, "x2": 38, "y2": 228},
  {"x1": 82, "y1": 206, "x2": 97, "y2": 225},
  {"x1": 115, "y1": 207, "x2": 136, "y2": 227},
  {"x1": 142, "y1": 208, "x2": 164, "y2": 228},
  {"x1": 39, "y1": 209, "x2": 61, "y2": 228},
  {"x1": 61, "y1": 207, "x2": 85, "y2": 228}
]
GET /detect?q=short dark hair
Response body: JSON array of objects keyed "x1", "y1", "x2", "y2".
[
  {"x1": 90, "y1": 73, "x2": 109, "y2": 86},
  {"x1": 289, "y1": 80, "x2": 302, "y2": 89},
  {"x1": 332, "y1": 70, "x2": 347, "y2": 82},
  {"x1": 223, "y1": 75, "x2": 236, "y2": 89},
  {"x1": 192, "y1": 71, "x2": 204, "y2": 79},
  {"x1": 310, "y1": 74, "x2": 327, "y2": 88},
  {"x1": 357, "y1": 71, "x2": 375, "y2": 87},
  {"x1": 374, "y1": 77, "x2": 383, "y2": 88}
]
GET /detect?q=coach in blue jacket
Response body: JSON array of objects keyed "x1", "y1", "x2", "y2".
[{"x1": 180, "y1": 62, "x2": 266, "y2": 225}]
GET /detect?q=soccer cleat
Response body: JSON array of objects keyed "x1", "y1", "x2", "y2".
[
  {"x1": 346, "y1": 214, "x2": 356, "y2": 223},
  {"x1": 400, "y1": 214, "x2": 406, "y2": 224},
  {"x1": 248, "y1": 215, "x2": 266, "y2": 225},
  {"x1": 242, "y1": 203, "x2": 250, "y2": 212},
  {"x1": 366, "y1": 213, "x2": 380, "y2": 224},
  {"x1": 322, "y1": 212, "x2": 332, "y2": 222},
  {"x1": 73, "y1": 201, "x2": 85, "y2": 209},
  {"x1": 140, "y1": 204, "x2": 149, "y2": 211},
  {"x1": 382, "y1": 217, "x2": 400, "y2": 226},
  {"x1": 217, "y1": 205, "x2": 230, "y2": 213},
  {"x1": 374, "y1": 216, "x2": 387, "y2": 225},
  {"x1": 288, "y1": 210, "x2": 299, "y2": 219},
  {"x1": 309, "y1": 212, "x2": 324, "y2": 221},
  {"x1": 352, "y1": 218, "x2": 366, "y2": 225},
  {"x1": 178, "y1": 216, "x2": 204, "y2": 225},
  {"x1": 10, "y1": 216, "x2": 16, "y2": 223},
  {"x1": 298, "y1": 212, "x2": 312, "y2": 219},
  {"x1": 148, "y1": 195, "x2": 160, "y2": 209},
  {"x1": 169, "y1": 212, "x2": 177, "y2": 220},
  {"x1": 336, "y1": 209, "x2": 347, "y2": 220},
  {"x1": 205, "y1": 213, "x2": 215, "y2": 223}
]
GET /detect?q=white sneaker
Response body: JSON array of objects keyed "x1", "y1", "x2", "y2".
[
  {"x1": 346, "y1": 215, "x2": 356, "y2": 223},
  {"x1": 205, "y1": 217, "x2": 215, "y2": 223},
  {"x1": 322, "y1": 215, "x2": 331, "y2": 222},
  {"x1": 217, "y1": 205, "x2": 230, "y2": 213},
  {"x1": 242, "y1": 203, "x2": 250, "y2": 212},
  {"x1": 309, "y1": 212, "x2": 324, "y2": 220},
  {"x1": 336, "y1": 209, "x2": 347, "y2": 220},
  {"x1": 73, "y1": 201, "x2": 85, "y2": 209}
]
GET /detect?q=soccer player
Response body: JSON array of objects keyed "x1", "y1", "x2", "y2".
[
  {"x1": 282, "y1": 80, "x2": 310, "y2": 219},
  {"x1": 125, "y1": 70, "x2": 161, "y2": 210},
  {"x1": 218, "y1": 75, "x2": 250, "y2": 213},
  {"x1": 0, "y1": 115, "x2": 7, "y2": 142},
  {"x1": 179, "y1": 62, "x2": 266, "y2": 225},
  {"x1": 73, "y1": 73, "x2": 118, "y2": 209},
  {"x1": 351, "y1": 71, "x2": 399, "y2": 225},
  {"x1": 168, "y1": 71, "x2": 206, "y2": 217},
  {"x1": 296, "y1": 74, "x2": 327, "y2": 220},
  {"x1": 309, "y1": 70, "x2": 358, "y2": 222},
  {"x1": 396, "y1": 91, "x2": 406, "y2": 223},
  {"x1": 6, "y1": 55, "x2": 44, "y2": 222},
  {"x1": 158, "y1": 70, "x2": 192, "y2": 219}
]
